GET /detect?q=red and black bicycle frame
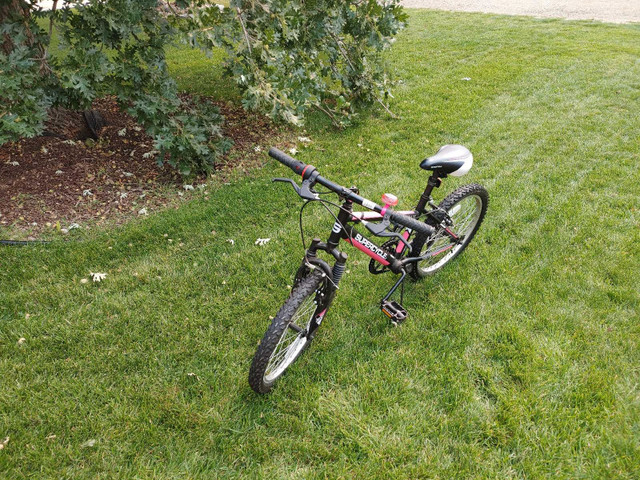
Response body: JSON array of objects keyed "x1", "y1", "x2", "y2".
[
  {"x1": 295, "y1": 186, "x2": 426, "y2": 328},
  {"x1": 325, "y1": 173, "x2": 449, "y2": 274}
]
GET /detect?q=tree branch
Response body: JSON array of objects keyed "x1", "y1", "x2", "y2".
[
  {"x1": 329, "y1": 32, "x2": 355, "y2": 72},
  {"x1": 328, "y1": 31, "x2": 399, "y2": 119},
  {"x1": 235, "y1": 7, "x2": 252, "y2": 55},
  {"x1": 314, "y1": 103, "x2": 340, "y2": 126},
  {"x1": 49, "y1": 0, "x2": 58, "y2": 37},
  {"x1": 377, "y1": 97, "x2": 399, "y2": 119}
]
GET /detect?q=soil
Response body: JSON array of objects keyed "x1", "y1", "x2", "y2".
[{"x1": 0, "y1": 96, "x2": 287, "y2": 237}]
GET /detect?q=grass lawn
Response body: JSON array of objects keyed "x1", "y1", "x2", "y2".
[{"x1": 1, "y1": 9, "x2": 639, "y2": 479}]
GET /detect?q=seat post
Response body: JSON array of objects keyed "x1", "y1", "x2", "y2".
[{"x1": 415, "y1": 174, "x2": 443, "y2": 214}]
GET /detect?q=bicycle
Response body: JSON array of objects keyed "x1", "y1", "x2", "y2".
[{"x1": 249, "y1": 145, "x2": 489, "y2": 393}]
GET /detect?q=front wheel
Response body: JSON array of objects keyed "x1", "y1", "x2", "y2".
[
  {"x1": 409, "y1": 183, "x2": 488, "y2": 279},
  {"x1": 249, "y1": 270, "x2": 329, "y2": 394}
]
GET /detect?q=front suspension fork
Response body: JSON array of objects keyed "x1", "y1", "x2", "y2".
[
  {"x1": 295, "y1": 237, "x2": 348, "y2": 290},
  {"x1": 293, "y1": 238, "x2": 348, "y2": 336}
]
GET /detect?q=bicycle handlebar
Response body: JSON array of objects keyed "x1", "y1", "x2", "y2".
[
  {"x1": 268, "y1": 147, "x2": 306, "y2": 175},
  {"x1": 387, "y1": 211, "x2": 433, "y2": 235},
  {"x1": 268, "y1": 147, "x2": 434, "y2": 237}
]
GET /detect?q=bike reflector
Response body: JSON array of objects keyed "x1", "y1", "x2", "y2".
[{"x1": 381, "y1": 193, "x2": 398, "y2": 206}]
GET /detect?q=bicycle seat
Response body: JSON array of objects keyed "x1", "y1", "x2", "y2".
[{"x1": 420, "y1": 145, "x2": 473, "y2": 177}]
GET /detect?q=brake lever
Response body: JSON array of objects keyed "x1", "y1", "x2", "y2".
[
  {"x1": 362, "y1": 214, "x2": 412, "y2": 250},
  {"x1": 363, "y1": 214, "x2": 391, "y2": 235},
  {"x1": 273, "y1": 177, "x2": 300, "y2": 192},
  {"x1": 272, "y1": 177, "x2": 319, "y2": 201}
]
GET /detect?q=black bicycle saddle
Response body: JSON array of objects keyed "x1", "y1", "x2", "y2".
[{"x1": 420, "y1": 144, "x2": 473, "y2": 177}]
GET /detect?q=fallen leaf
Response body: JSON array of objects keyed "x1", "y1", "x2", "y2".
[{"x1": 90, "y1": 272, "x2": 107, "y2": 282}]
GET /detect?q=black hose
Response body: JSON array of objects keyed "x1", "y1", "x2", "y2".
[{"x1": 0, "y1": 240, "x2": 50, "y2": 246}]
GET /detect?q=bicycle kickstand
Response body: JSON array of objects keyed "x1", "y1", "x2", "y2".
[{"x1": 380, "y1": 270, "x2": 408, "y2": 326}]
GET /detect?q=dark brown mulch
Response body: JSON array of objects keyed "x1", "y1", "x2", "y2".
[{"x1": 0, "y1": 96, "x2": 285, "y2": 234}]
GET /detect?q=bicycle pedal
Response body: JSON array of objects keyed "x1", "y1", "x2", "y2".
[{"x1": 381, "y1": 300, "x2": 407, "y2": 325}]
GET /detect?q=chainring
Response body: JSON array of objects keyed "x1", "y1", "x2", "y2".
[{"x1": 368, "y1": 238, "x2": 400, "y2": 274}]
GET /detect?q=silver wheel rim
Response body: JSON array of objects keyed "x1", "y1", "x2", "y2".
[
  {"x1": 417, "y1": 194, "x2": 483, "y2": 275},
  {"x1": 263, "y1": 293, "x2": 318, "y2": 383}
]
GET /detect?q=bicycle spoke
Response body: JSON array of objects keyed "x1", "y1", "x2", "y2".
[
  {"x1": 293, "y1": 299, "x2": 317, "y2": 321},
  {"x1": 412, "y1": 190, "x2": 486, "y2": 277},
  {"x1": 268, "y1": 330, "x2": 298, "y2": 369},
  {"x1": 264, "y1": 294, "x2": 318, "y2": 379},
  {"x1": 448, "y1": 198, "x2": 478, "y2": 237}
]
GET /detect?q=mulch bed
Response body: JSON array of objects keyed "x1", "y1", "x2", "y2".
[{"x1": 0, "y1": 96, "x2": 285, "y2": 235}]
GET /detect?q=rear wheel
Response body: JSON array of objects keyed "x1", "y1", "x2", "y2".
[
  {"x1": 249, "y1": 270, "x2": 328, "y2": 394},
  {"x1": 410, "y1": 183, "x2": 488, "y2": 279}
]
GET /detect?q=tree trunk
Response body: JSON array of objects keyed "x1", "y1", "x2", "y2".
[
  {"x1": 0, "y1": 1, "x2": 34, "y2": 55},
  {"x1": 1, "y1": 0, "x2": 51, "y2": 76}
]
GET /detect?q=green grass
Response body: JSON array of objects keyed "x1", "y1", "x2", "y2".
[
  {"x1": 166, "y1": 43, "x2": 239, "y2": 100},
  {"x1": 2, "y1": 10, "x2": 639, "y2": 479}
]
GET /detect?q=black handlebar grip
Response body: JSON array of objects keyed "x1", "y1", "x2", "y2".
[
  {"x1": 268, "y1": 147, "x2": 307, "y2": 176},
  {"x1": 389, "y1": 211, "x2": 434, "y2": 237}
]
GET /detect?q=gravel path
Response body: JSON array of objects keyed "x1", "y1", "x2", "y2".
[
  {"x1": 401, "y1": 0, "x2": 640, "y2": 24},
  {"x1": 37, "y1": 1, "x2": 638, "y2": 23}
]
